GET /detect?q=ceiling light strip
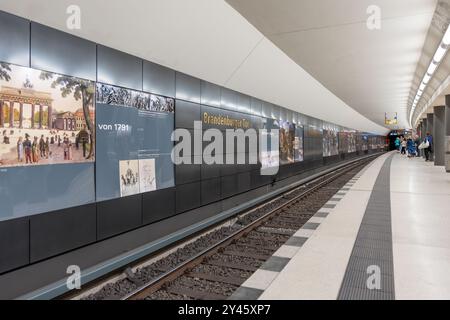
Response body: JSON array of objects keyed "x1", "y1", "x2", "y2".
[{"x1": 409, "y1": 24, "x2": 450, "y2": 127}]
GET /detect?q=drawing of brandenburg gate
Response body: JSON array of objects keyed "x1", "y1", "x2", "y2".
[{"x1": 0, "y1": 86, "x2": 53, "y2": 129}]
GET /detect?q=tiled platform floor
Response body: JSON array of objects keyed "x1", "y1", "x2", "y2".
[{"x1": 231, "y1": 152, "x2": 450, "y2": 300}]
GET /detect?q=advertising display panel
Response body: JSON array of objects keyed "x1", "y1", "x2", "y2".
[{"x1": 95, "y1": 83, "x2": 174, "y2": 201}]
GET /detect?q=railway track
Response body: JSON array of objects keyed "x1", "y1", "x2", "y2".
[{"x1": 76, "y1": 155, "x2": 378, "y2": 301}]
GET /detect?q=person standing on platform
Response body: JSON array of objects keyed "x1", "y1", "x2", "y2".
[
  {"x1": 395, "y1": 136, "x2": 401, "y2": 152},
  {"x1": 424, "y1": 132, "x2": 433, "y2": 162},
  {"x1": 401, "y1": 138, "x2": 407, "y2": 155},
  {"x1": 407, "y1": 137, "x2": 415, "y2": 158},
  {"x1": 414, "y1": 136, "x2": 421, "y2": 157}
]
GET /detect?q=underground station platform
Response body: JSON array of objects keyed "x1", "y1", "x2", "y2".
[{"x1": 1, "y1": 0, "x2": 450, "y2": 313}]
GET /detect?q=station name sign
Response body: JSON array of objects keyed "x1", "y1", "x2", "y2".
[{"x1": 202, "y1": 111, "x2": 252, "y2": 129}]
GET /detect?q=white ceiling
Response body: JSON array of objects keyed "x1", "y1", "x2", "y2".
[
  {"x1": 0, "y1": 0, "x2": 391, "y2": 134},
  {"x1": 227, "y1": 0, "x2": 438, "y2": 129}
]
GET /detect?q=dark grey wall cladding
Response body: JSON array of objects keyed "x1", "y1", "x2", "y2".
[
  {"x1": 30, "y1": 22, "x2": 96, "y2": 80},
  {"x1": 201, "y1": 81, "x2": 221, "y2": 108},
  {"x1": 143, "y1": 61, "x2": 175, "y2": 98},
  {"x1": 97, "y1": 194, "x2": 142, "y2": 241},
  {"x1": 176, "y1": 72, "x2": 201, "y2": 103},
  {"x1": 0, "y1": 11, "x2": 30, "y2": 66},
  {"x1": 97, "y1": 45, "x2": 143, "y2": 90},
  {"x1": 29, "y1": 204, "x2": 96, "y2": 263},
  {"x1": 176, "y1": 182, "x2": 201, "y2": 213},
  {"x1": 176, "y1": 161, "x2": 201, "y2": 185},
  {"x1": 142, "y1": 187, "x2": 176, "y2": 225},
  {"x1": 201, "y1": 177, "x2": 222, "y2": 206},
  {"x1": 175, "y1": 100, "x2": 201, "y2": 129},
  {"x1": 0, "y1": 217, "x2": 29, "y2": 274}
]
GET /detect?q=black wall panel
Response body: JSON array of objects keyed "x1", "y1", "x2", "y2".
[
  {"x1": 97, "y1": 45, "x2": 143, "y2": 90},
  {"x1": 201, "y1": 162, "x2": 221, "y2": 180},
  {"x1": 142, "y1": 188, "x2": 176, "y2": 225},
  {"x1": 221, "y1": 163, "x2": 238, "y2": 176},
  {"x1": 0, "y1": 217, "x2": 29, "y2": 274},
  {"x1": 0, "y1": 11, "x2": 30, "y2": 67},
  {"x1": 176, "y1": 72, "x2": 201, "y2": 104},
  {"x1": 201, "y1": 178, "x2": 222, "y2": 205},
  {"x1": 143, "y1": 61, "x2": 175, "y2": 98},
  {"x1": 176, "y1": 182, "x2": 201, "y2": 213},
  {"x1": 97, "y1": 195, "x2": 142, "y2": 241},
  {"x1": 175, "y1": 100, "x2": 201, "y2": 129},
  {"x1": 31, "y1": 22, "x2": 96, "y2": 80},
  {"x1": 237, "y1": 172, "x2": 251, "y2": 193},
  {"x1": 221, "y1": 175, "x2": 239, "y2": 199},
  {"x1": 176, "y1": 161, "x2": 201, "y2": 185},
  {"x1": 30, "y1": 204, "x2": 96, "y2": 263}
]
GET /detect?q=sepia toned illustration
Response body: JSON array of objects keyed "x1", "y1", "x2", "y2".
[
  {"x1": 119, "y1": 159, "x2": 140, "y2": 197},
  {"x1": 279, "y1": 121, "x2": 295, "y2": 165},
  {"x1": 96, "y1": 83, "x2": 174, "y2": 113},
  {"x1": 323, "y1": 129, "x2": 339, "y2": 157},
  {"x1": 0, "y1": 62, "x2": 95, "y2": 168},
  {"x1": 139, "y1": 158, "x2": 156, "y2": 193},
  {"x1": 294, "y1": 126, "x2": 304, "y2": 162}
]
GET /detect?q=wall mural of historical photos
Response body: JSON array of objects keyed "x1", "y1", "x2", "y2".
[
  {"x1": 0, "y1": 62, "x2": 95, "y2": 168},
  {"x1": 323, "y1": 127, "x2": 339, "y2": 157},
  {"x1": 95, "y1": 83, "x2": 174, "y2": 200},
  {"x1": 119, "y1": 158, "x2": 156, "y2": 197},
  {"x1": 260, "y1": 118, "x2": 280, "y2": 170},
  {"x1": 279, "y1": 121, "x2": 295, "y2": 165},
  {"x1": 348, "y1": 131, "x2": 357, "y2": 153},
  {"x1": 294, "y1": 125, "x2": 304, "y2": 162},
  {"x1": 279, "y1": 120, "x2": 304, "y2": 164},
  {"x1": 96, "y1": 83, "x2": 175, "y2": 113}
]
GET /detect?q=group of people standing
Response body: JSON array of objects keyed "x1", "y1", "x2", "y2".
[
  {"x1": 394, "y1": 133, "x2": 433, "y2": 161},
  {"x1": 16, "y1": 132, "x2": 75, "y2": 164}
]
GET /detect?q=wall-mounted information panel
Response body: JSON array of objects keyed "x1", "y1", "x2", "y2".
[
  {"x1": 95, "y1": 83, "x2": 175, "y2": 201},
  {"x1": 0, "y1": 61, "x2": 95, "y2": 220}
]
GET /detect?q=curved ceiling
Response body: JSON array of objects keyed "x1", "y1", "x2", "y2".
[
  {"x1": 0, "y1": 0, "x2": 392, "y2": 134},
  {"x1": 410, "y1": 0, "x2": 450, "y2": 127},
  {"x1": 227, "y1": 0, "x2": 438, "y2": 130}
]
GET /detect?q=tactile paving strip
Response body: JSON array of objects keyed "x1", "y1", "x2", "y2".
[{"x1": 338, "y1": 155, "x2": 395, "y2": 300}]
